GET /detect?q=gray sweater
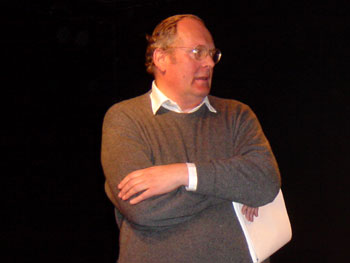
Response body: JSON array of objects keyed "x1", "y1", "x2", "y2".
[{"x1": 101, "y1": 92, "x2": 281, "y2": 263}]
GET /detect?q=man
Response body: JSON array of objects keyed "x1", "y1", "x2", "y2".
[{"x1": 101, "y1": 14, "x2": 281, "y2": 263}]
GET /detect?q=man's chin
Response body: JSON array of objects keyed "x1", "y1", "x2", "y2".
[{"x1": 193, "y1": 81, "x2": 211, "y2": 95}]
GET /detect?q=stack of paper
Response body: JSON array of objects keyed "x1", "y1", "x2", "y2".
[{"x1": 232, "y1": 190, "x2": 292, "y2": 263}]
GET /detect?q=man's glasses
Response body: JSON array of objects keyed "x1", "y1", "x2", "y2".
[{"x1": 168, "y1": 45, "x2": 222, "y2": 64}]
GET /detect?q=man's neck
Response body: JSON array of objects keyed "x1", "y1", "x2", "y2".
[{"x1": 154, "y1": 80, "x2": 204, "y2": 112}]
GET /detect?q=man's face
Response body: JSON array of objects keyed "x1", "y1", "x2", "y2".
[{"x1": 163, "y1": 18, "x2": 216, "y2": 108}]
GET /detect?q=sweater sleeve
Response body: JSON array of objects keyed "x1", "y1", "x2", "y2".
[
  {"x1": 195, "y1": 105, "x2": 281, "y2": 207},
  {"x1": 101, "y1": 104, "x2": 224, "y2": 229}
]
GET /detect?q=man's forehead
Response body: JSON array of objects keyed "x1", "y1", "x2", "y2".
[{"x1": 176, "y1": 18, "x2": 214, "y2": 46}]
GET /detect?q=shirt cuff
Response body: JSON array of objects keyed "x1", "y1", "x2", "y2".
[{"x1": 185, "y1": 163, "x2": 197, "y2": 191}]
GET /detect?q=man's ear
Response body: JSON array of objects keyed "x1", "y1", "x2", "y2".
[{"x1": 153, "y1": 48, "x2": 167, "y2": 74}]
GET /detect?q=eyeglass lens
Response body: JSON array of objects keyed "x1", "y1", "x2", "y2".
[{"x1": 194, "y1": 46, "x2": 221, "y2": 64}]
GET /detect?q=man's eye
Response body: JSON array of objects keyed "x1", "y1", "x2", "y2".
[{"x1": 193, "y1": 48, "x2": 204, "y2": 58}]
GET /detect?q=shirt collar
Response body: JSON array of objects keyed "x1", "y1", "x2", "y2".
[{"x1": 150, "y1": 80, "x2": 217, "y2": 115}]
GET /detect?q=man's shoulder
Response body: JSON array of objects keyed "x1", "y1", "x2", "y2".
[
  {"x1": 103, "y1": 92, "x2": 153, "y2": 125},
  {"x1": 208, "y1": 95, "x2": 251, "y2": 113},
  {"x1": 107, "y1": 92, "x2": 151, "y2": 114},
  {"x1": 207, "y1": 95, "x2": 260, "y2": 128}
]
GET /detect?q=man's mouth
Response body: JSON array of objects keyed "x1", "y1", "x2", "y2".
[{"x1": 195, "y1": 76, "x2": 209, "y2": 81}]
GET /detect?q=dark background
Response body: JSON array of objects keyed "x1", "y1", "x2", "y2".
[{"x1": 4, "y1": 1, "x2": 349, "y2": 262}]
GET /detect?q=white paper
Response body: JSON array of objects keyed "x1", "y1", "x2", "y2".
[{"x1": 233, "y1": 190, "x2": 292, "y2": 263}]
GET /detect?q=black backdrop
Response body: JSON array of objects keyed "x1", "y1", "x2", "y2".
[{"x1": 4, "y1": 1, "x2": 349, "y2": 262}]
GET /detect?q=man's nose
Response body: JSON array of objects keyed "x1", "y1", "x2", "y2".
[{"x1": 202, "y1": 54, "x2": 215, "y2": 68}]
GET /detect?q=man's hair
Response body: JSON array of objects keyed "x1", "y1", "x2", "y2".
[{"x1": 145, "y1": 14, "x2": 204, "y2": 75}]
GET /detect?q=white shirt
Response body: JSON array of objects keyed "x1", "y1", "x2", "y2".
[{"x1": 149, "y1": 81, "x2": 217, "y2": 191}]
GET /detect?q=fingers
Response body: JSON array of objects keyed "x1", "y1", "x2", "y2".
[
  {"x1": 241, "y1": 206, "x2": 259, "y2": 222},
  {"x1": 119, "y1": 181, "x2": 145, "y2": 201},
  {"x1": 118, "y1": 170, "x2": 139, "y2": 190},
  {"x1": 118, "y1": 173, "x2": 146, "y2": 201},
  {"x1": 117, "y1": 168, "x2": 164, "y2": 204},
  {"x1": 249, "y1": 208, "x2": 258, "y2": 222},
  {"x1": 129, "y1": 190, "x2": 153, "y2": 205},
  {"x1": 246, "y1": 208, "x2": 253, "y2": 222},
  {"x1": 116, "y1": 164, "x2": 188, "y2": 205},
  {"x1": 241, "y1": 205, "x2": 247, "y2": 217},
  {"x1": 254, "y1": 207, "x2": 259, "y2": 217}
]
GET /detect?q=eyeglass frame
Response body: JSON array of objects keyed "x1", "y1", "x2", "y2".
[{"x1": 166, "y1": 45, "x2": 222, "y2": 64}]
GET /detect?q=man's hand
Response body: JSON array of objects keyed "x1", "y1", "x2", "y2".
[
  {"x1": 118, "y1": 163, "x2": 188, "y2": 205},
  {"x1": 241, "y1": 205, "x2": 259, "y2": 222}
]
